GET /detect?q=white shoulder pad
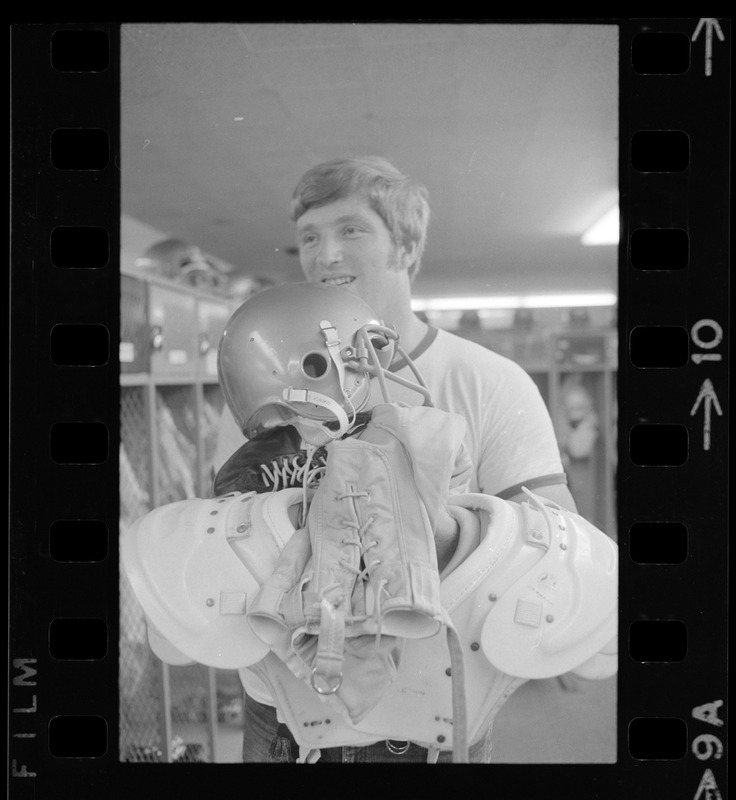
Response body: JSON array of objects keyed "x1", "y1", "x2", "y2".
[
  {"x1": 479, "y1": 489, "x2": 618, "y2": 680},
  {"x1": 121, "y1": 488, "x2": 303, "y2": 669},
  {"x1": 569, "y1": 634, "x2": 618, "y2": 680},
  {"x1": 145, "y1": 616, "x2": 196, "y2": 666}
]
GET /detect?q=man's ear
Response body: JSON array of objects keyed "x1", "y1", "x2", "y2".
[{"x1": 397, "y1": 240, "x2": 418, "y2": 272}]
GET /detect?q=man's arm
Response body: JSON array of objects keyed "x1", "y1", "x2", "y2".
[{"x1": 436, "y1": 483, "x2": 578, "y2": 574}]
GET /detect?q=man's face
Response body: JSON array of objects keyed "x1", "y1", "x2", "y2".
[{"x1": 295, "y1": 194, "x2": 412, "y2": 317}]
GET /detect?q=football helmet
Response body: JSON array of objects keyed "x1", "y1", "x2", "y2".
[
  {"x1": 217, "y1": 282, "x2": 431, "y2": 445},
  {"x1": 136, "y1": 238, "x2": 226, "y2": 291}
]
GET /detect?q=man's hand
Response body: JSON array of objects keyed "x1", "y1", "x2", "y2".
[
  {"x1": 434, "y1": 511, "x2": 460, "y2": 573},
  {"x1": 363, "y1": 403, "x2": 471, "y2": 575}
]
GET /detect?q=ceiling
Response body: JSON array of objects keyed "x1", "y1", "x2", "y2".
[{"x1": 120, "y1": 22, "x2": 619, "y2": 302}]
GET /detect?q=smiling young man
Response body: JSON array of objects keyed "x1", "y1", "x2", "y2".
[
  {"x1": 289, "y1": 156, "x2": 575, "y2": 510},
  {"x1": 213, "y1": 155, "x2": 582, "y2": 763},
  {"x1": 295, "y1": 194, "x2": 426, "y2": 355}
]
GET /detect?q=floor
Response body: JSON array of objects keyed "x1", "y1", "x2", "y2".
[
  {"x1": 214, "y1": 724, "x2": 245, "y2": 763},
  {"x1": 490, "y1": 674, "x2": 617, "y2": 763},
  {"x1": 213, "y1": 674, "x2": 617, "y2": 764}
]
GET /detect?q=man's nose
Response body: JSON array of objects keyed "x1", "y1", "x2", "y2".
[{"x1": 315, "y1": 235, "x2": 342, "y2": 267}]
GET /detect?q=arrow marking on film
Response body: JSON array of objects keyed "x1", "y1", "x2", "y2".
[
  {"x1": 690, "y1": 379, "x2": 723, "y2": 451},
  {"x1": 692, "y1": 18, "x2": 725, "y2": 77},
  {"x1": 692, "y1": 353, "x2": 722, "y2": 364}
]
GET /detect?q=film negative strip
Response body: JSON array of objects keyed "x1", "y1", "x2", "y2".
[{"x1": 9, "y1": 19, "x2": 729, "y2": 798}]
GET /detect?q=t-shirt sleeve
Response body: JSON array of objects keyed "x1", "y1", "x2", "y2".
[{"x1": 476, "y1": 361, "x2": 566, "y2": 497}]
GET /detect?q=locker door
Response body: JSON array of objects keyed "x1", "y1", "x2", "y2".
[
  {"x1": 121, "y1": 274, "x2": 150, "y2": 374},
  {"x1": 148, "y1": 283, "x2": 198, "y2": 379},
  {"x1": 197, "y1": 298, "x2": 232, "y2": 379}
]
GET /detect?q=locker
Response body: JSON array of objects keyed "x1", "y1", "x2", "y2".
[
  {"x1": 120, "y1": 274, "x2": 150, "y2": 374},
  {"x1": 119, "y1": 270, "x2": 237, "y2": 763},
  {"x1": 197, "y1": 298, "x2": 233, "y2": 379},
  {"x1": 148, "y1": 281, "x2": 199, "y2": 379}
]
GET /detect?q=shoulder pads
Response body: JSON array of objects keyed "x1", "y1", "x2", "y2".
[
  {"x1": 479, "y1": 488, "x2": 617, "y2": 679},
  {"x1": 121, "y1": 488, "x2": 302, "y2": 669},
  {"x1": 144, "y1": 618, "x2": 196, "y2": 666}
]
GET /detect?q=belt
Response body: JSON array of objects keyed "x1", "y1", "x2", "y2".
[
  {"x1": 276, "y1": 723, "x2": 420, "y2": 761},
  {"x1": 385, "y1": 739, "x2": 410, "y2": 755}
]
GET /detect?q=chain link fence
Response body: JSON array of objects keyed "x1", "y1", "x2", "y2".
[
  {"x1": 120, "y1": 273, "x2": 240, "y2": 763},
  {"x1": 120, "y1": 385, "x2": 164, "y2": 762},
  {"x1": 154, "y1": 385, "x2": 198, "y2": 505},
  {"x1": 200, "y1": 384, "x2": 225, "y2": 497},
  {"x1": 121, "y1": 380, "x2": 230, "y2": 762}
]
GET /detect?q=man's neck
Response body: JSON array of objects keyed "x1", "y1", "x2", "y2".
[
  {"x1": 378, "y1": 301, "x2": 429, "y2": 354},
  {"x1": 400, "y1": 311, "x2": 431, "y2": 354}
]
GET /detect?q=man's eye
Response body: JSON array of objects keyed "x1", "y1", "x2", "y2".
[
  {"x1": 301, "y1": 234, "x2": 318, "y2": 246},
  {"x1": 343, "y1": 226, "x2": 359, "y2": 236}
]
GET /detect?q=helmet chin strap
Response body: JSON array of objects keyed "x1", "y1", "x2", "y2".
[
  {"x1": 281, "y1": 318, "x2": 362, "y2": 447},
  {"x1": 281, "y1": 387, "x2": 353, "y2": 446},
  {"x1": 319, "y1": 319, "x2": 347, "y2": 386}
]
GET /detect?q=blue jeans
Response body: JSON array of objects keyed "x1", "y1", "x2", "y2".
[{"x1": 241, "y1": 693, "x2": 493, "y2": 763}]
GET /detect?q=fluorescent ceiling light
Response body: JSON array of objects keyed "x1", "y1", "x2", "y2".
[
  {"x1": 581, "y1": 204, "x2": 620, "y2": 246},
  {"x1": 411, "y1": 292, "x2": 617, "y2": 311}
]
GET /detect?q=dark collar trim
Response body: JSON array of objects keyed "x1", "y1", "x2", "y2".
[{"x1": 389, "y1": 325, "x2": 439, "y2": 373}]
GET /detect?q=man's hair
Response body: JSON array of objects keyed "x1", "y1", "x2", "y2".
[{"x1": 290, "y1": 155, "x2": 430, "y2": 280}]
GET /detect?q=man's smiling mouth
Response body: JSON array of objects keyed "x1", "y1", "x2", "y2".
[{"x1": 321, "y1": 276, "x2": 356, "y2": 286}]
